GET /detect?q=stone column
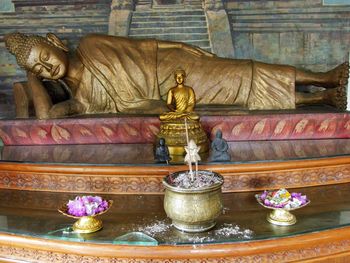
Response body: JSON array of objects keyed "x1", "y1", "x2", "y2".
[
  {"x1": 204, "y1": 0, "x2": 234, "y2": 58},
  {"x1": 108, "y1": 0, "x2": 134, "y2": 36}
]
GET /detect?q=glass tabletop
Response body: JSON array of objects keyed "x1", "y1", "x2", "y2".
[
  {"x1": 0, "y1": 183, "x2": 349, "y2": 245},
  {"x1": 1, "y1": 138, "x2": 350, "y2": 165}
]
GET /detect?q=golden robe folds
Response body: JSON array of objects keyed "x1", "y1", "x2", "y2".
[{"x1": 76, "y1": 34, "x2": 296, "y2": 113}]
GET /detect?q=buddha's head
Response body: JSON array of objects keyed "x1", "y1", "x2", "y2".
[
  {"x1": 5, "y1": 32, "x2": 69, "y2": 80},
  {"x1": 174, "y1": 69, "x2": 186, "y2": 85},
  {"x1": 215, "y1": 130, "x2": 223, "y2": 139},
  {"x1": 159, "y1": 138, "x2": 165, "y2": 146}
]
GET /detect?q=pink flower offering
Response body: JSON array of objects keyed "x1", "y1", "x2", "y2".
[
  {"x1": 66, "y1": 196, "x2": 109, "y2": 217},
  {"x1": 257, "y1": 189, "x2": 309, "y2": 209}
]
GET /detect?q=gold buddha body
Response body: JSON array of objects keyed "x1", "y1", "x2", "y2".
[
  {"x1": 157, "y1": 69, "x2": 208, "y2": 156},
  {"x1": 160, "y1": 69, "x2": 199, "y2": 121},
  {"x1": 4, "y1": 32, "x2": 349, "y2": 120}
]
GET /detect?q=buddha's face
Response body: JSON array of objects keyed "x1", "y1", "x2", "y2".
[
  {"x1": 26, "y1": 42, "x2": 68, "y2": 80},
  {"x1": 175, "y1": 73, "x2": 185, "y2": 85}
]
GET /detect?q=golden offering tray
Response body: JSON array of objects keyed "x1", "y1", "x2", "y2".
[
  {"x1": 58, "y1": 200, "x2": 113, "y2": 234},
  {"x1": 256, "y1": 195, "x2": 310, "y2": 226}
]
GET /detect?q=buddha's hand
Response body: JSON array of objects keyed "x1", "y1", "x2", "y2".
[{"x1": 27, "y1": 71, "x2": 42, "y2": 85}]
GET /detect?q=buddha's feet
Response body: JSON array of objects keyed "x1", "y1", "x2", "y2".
[
  {"x1": 324, "y1": 62, "x2": 349, "y2": 89},
  {"x1": 324, "y1": 62, "x2": 349, "y2": 110},
  {"x1": 326, "y1": 85, "x2": 347, "y2": 111}
]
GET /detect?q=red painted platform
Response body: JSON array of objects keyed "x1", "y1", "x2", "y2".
[{"x1": 0, "y1": 112, "x2": 349, "y2": 145}]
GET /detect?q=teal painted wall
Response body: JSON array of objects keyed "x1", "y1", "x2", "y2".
[
  {"x1": 323, "y1": 0, "x2": 350, "y2": 5},
  {"x1": 226, "y1": 0, "x2": 350, "y2": 71},
  {"x1": 0, "y1": 0, "x2": 14, "y2": 12}
]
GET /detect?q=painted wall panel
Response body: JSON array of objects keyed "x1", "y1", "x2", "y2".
[
  {"x1": 323, "y1": 0, "x2": 350, "y2": 5},
  {"x1": 279, "y1": 32, "x2": 305, "y2": 67},
  {"x1": 252, "y1": 33, "x2": 280, "y2": 63},
  {"x1": 0, "y1": 0, "x2": 14, "y2": 12}
]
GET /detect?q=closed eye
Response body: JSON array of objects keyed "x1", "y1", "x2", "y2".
[{"x1": 40, "y1": 51, "x2": 50, "y2": 61}]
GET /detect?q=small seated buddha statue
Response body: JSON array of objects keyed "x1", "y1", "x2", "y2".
[
  {"x1": 157, "y1": 69, "x2": 208, "y2": 157},
  {"x1": 210, "y1": 130, "x2": 231, "y2": 162},
  {"x1": 160, "y1": 69, "x2": 199, "y2": 121},
  {"x1": 155, "y1": 138, "x2": 171, "y2": 164}
]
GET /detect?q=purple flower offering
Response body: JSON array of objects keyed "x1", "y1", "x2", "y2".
[
  {"x1": 257, "y1": 189, "x2": 309, "y2": 209},
  {"x1": 66, "y1": 196, "x2": 109, "y2": 217}
]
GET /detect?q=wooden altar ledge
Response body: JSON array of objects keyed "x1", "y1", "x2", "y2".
[
  {"x1": 0, "y1": 155, "x2": 350, "y2": 194},
  {"x1": 1, "y1": 227, "x2": 350, "y2": 262}
]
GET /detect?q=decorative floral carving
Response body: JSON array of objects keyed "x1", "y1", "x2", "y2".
[
  {"x1": 0, "y1": 163, "x2": 349, "y2": 194},
  {"x1": 0, "y1": 113, "x2": 348, "y2": 145},
  {"x1": 222, "y1": 165, "x2": 350, "y2": 192},
  {"x1": 0, "y1": 238, "x2": 350, "y2": 262},
  {"x1": 0, "y1": 171, "x2": 164, "y2": 193}
]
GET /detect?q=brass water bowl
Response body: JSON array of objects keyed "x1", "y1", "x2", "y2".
[{"x1": 163, "y1": 171, "x2": 224, "y2": 233}]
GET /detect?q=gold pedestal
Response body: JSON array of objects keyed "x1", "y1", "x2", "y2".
[
  {"x1": 267, "y1": 209, "x2": 297, "y2": 226},
  {"x1": 157, "y1": 119, "x2": 209, "y2": 156},
  {"x1": 73, "y1": 216, "x2": 103, "y2": 233},
  {"x1": 256, "y1": 194, "x2": 310, "y2": 227}
]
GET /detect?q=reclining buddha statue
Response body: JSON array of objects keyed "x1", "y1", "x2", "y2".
[{"x1": 4, "y1": 32, "x2": 349, "y2": 119}]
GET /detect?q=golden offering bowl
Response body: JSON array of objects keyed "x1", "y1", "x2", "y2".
[
  {"x1": 58, "y1": 200, "x2": 113, "y2": 234},
  {"x1": 255, "y1": 195, "x2": 310, "y2": 226},
  {"x1": 163, "y1": 171, "x2": 224, "y2": 232}
]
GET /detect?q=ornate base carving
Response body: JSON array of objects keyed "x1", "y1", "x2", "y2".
[
  {"x1": 0, "y1": 112, "x2": 349, "y2": 146},
  {"x1": 157, "y1": 119, "x2": 209, "y2": 155},
  {"x1": 1, "y1": 156, "x2": 350, "y2": 194}
]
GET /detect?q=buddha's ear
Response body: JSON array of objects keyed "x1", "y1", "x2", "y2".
[{"x1": 46, "y1": 33, "x2": 68, "y2": 52}]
